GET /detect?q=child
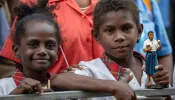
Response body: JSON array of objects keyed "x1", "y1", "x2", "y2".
[
  {"x1": 74, "y1": 0, "x2": 169, "y2": 98},
  {"x1": 143, "y1": 31, "x2": 161, "y2": 86},
  {"x1": 0, "y1": 0, "x2": 62, "y2": 95}
]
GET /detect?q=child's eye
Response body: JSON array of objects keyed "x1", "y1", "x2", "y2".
[
  {"x1": 46, "y1": 43, "x2": 56, "y2": 49},
  {"x1": 28, "y1": 42, "x2": 38, "y2": 48},
  {"x1": 104, "y1": 28, "x2": 115, "y2": 35},
  {"x1": 122, "y1": 26, "x2": 132, "y2": 32}
]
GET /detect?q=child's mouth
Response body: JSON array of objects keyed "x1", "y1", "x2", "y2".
[
  {"x1": 34, "y1": 59, "x2": 49, "y2": 64},
  {"x1": 113, "y1": 46, "x2": 129, "y2": 49}
]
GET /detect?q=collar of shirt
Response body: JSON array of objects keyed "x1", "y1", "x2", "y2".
[
  {"x1": 12, "y1": 69, "x2": 52, "y2": 87},
  {"x1": 101, "y1": 51, "x2": 145, "y2": 80}
]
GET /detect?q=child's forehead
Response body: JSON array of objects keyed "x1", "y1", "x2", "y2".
[
  {"x1": 25, "y1": 21, "x2": 57, "y2": 34},
  {"x1": 102, "y1": 10, "x2": 134, "y2": 20},
  {"x1": 100, "y1": 10, "x2": 135, "y2": 25}
]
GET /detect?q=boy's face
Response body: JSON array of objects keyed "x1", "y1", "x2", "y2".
[
  {"x1": 148, "y1": 32, "x2": 154, "y2": 41},
  {"x1": 97, "y1": 10, "x2": 142, "y2": 59},
  {"x1": 13, "y1": 22, "x2": 58, "y2": 72}
]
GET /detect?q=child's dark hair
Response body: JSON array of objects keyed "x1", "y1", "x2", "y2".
[
  {"x1": 14, "y1": 0, "x2": 62, "y2": 45},
  {"x1": 93, "y1": 0, "x2": 140, "y2": 38},
  {"x1": 148, "y1": 31, "x2": 154, "y2": 35}
]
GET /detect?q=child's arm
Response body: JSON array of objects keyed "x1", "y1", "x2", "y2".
[
  {"x1": 51, "y1": 72, "x2": 136, "y2": 100},
  {"x1": 152, "y1": 65, "x2": 169, "y2": 87},
  {"x1": 10, "y1": 78, "x2": 42, "y2": 94}
]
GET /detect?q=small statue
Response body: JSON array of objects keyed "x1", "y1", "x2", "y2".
[{"x1": 143, "y1": 31, "x2": 163, "y2": 89}]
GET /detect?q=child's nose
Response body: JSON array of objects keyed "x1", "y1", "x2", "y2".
[
  {"x1": 113, "y1": 32, "x2": 125, "y2": 42},
  {"x1": 37, "y1": 47, "x2": 47, "y2": 56}
]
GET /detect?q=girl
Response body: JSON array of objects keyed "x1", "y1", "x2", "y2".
[{"x1": 0, "y1": 0, "x2": 62, "y2": 95}]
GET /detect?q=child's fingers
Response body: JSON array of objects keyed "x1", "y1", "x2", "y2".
[
  {"x1": 34, "y1": 80, "x2": 42, "y2": 93},
  {"x1": 71, "y1": 64, "x2": 84, "y2": 70},
  {"x1": 23, "y1": 78, "x2": 42, "y2": 93},
  {"x1": 153, "y1": 75, "x2": 169, "y2": 83},
  {"x1": 64, "y1": 67, "x2": 72, "y2": 71},
  {"x1": 20, "y1": 82, "x2": 33, "y2": 93},
  {"x1": 155, "y1": 80, "x2": 169, "y2": 86},
  {"x1": 42, "y1": 88, "x2": 54, "y2": 92},
  {"x1": 155, "y1": 65, "x2": 164, "y2": 71},
  {"x1": 153, "y1": 69, "x2": 168, "y2": 79},
  {"x1": 153, "y1": 71, "x2": 168, "y2": 78},
  {"x1": 61, "y1": 65, "x2": 84, "y2": 73}
]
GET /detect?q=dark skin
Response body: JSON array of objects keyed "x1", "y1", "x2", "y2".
[
  {"x1": 158, "y1": 54, "x2": 173, "y2": 85},
  {"x1": 11, "y1": 22, "x2": 58, "y2": 94},
  {"x1": 51, "y1": 72, "x2": 136, "y2": 100},
  {"x1": 95, "y1": 10, "x2": 169, "y2": 87},
  {"x1": 75, "y1": 0, "x2": 91, "y2": 8}
]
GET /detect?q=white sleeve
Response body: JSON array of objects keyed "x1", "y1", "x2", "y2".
[
  {"x1": 143, "y1": 40, "x2": 147, "y2": 49},
  {"x1": 74, "y1": 58, "x2": 116, "y2": 80},
  {"x1": 0, "y1": 78, "x2": 16, "y2": 96}
]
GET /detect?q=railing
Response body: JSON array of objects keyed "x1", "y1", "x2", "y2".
[{"x1": 0, "y1": 88, "x2": 175, "y2": 100}]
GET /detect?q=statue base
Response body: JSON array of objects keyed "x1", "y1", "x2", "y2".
[{"x1": 145, "y1": 84, "x2": 164, "y2": 89}]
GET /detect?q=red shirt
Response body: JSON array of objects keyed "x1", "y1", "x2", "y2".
[
  {"x1": 0, "y1": 0, "x2": 104, "y2": 73},
  {"x1": 102, "y1": 51, "x2": 145, "y2": 79}
]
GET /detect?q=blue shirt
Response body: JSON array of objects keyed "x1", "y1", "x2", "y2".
[
  {"x1": 134, "y1": 0, "x2": 172, "y2": 56},
  {"x1": 157, "y1": 0, "x2": 170, "y2": 27},
  {"x1": 0, "y1": 8, "x2": 9, "y2": 51}
]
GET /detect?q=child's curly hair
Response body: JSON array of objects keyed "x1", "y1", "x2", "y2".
[
  {"x1": 93, "y1": 0, "x2": 140, "y2": 38},
  {"x1": 14, "y1": 0, "x2": 62, "y2": 45}
]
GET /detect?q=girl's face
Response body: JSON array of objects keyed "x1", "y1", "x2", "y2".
[
  {"x1": 97, "y1": 10, "x2": 142, "y2": 59},
  {"x1": 148, "y1": 32, "x2": 154, "y2": 41},
  {"x1": 13, "y1": 22, "x2": 59, "y2": 72}
]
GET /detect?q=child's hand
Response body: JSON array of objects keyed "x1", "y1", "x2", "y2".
[
  {"x1": 112, "y1": 81, "x2": 137, "y2": 100},
  {"x1": 42, "y1": 88, "x2": 54, "y2": 92},
  {"x1": 118, "y1": 69, "x2": 133, "y2": 83},
  {"x1": 60, "y1": 65, "x2": 84, "y2": 73},
  {"x1": 10, "y1": 78, "x2": 42, "y2": 94},
  {"x1": 152, "y1": 65, "x2": 169, "y2": 87}
]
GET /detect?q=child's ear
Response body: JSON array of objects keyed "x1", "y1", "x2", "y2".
[
  {"x1": 137, "y1": 24, "x2": 143, "y2": 40},
  {"x1": 91, "y1": 30, "x2": 100, "y2": 44},
  {"x1": 12, "y1": 44, "x2": 20, "y2": 58}
]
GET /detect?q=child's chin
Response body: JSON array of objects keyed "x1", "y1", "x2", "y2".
[
  {"x1": 33, "y1": 65, "x2": 50, "y2": 71},
  {"x1": 115, "y1": 54, "x2": 127, "y2": 59}
]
